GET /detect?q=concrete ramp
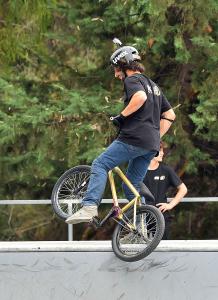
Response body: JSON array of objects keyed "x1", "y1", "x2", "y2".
[{"x1": 0, "y1": 241, "x2": 218, "y2": 300}]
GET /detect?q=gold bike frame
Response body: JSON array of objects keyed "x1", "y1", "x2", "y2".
[{"x1": 108, "y1": 166, "x2": 142, "y2": 229}]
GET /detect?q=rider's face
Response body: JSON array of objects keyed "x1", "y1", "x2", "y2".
[{"x1": 114, "y1": 67, "x2": 125, "y2": 81}]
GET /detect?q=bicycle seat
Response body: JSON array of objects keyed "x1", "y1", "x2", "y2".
[{"x1": 139, "y1": 182, "x2": 155, "y2": 205}]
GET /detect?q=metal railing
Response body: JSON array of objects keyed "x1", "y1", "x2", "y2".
[{"x1": 0, "y1": 198, "x2": 217, "y2": 241}]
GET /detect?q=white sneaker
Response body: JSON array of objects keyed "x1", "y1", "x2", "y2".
[{"x1": 65, "y1": 206, "x2": 98, "y2": 224}]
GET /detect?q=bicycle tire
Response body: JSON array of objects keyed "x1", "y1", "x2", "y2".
[
  {"x1": 51, "y1": 165, "x2": 91, "y2": 220},
  {"x1": 112, "y1": 205, "x2": 165, "y2": 262}
]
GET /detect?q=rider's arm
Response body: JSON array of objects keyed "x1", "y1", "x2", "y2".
[
  {"x1": 121, "y1": 91, "x2": 147, "y2": 117},
  {"x1": 160, "y1": 108, "x2": 176, "y2": 138}
]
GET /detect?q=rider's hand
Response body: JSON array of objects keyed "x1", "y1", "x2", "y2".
[
  {"x1": 156, "y1": 203, "x2": 173, "y2": 213},
  {"x1": 110, "y1": 114, "x2": 126, "y2": 128}
]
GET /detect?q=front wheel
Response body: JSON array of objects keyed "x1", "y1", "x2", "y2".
[{"x1": 112, "y1": 205, "x2": 165, "y2": 262}]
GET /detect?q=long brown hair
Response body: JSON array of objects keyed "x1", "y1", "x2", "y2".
[{"x1": 118, "y1": 61, "x2": 145, "y2": 73}]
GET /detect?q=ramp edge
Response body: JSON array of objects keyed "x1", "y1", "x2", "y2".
[{"x1": 0, "y1": 240, "x2": 218, "y2": 252}]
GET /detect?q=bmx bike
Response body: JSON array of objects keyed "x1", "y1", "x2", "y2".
[{"x1": 51, "y1": 165, "x2": 165, "y2": 262}]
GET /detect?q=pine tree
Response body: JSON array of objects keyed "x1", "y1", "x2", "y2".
[{"x1": 0, "y1": 0, "x2": 217, "y2": 240}]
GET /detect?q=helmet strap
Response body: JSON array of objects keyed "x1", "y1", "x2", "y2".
[
  {"x1": 120, "y1": 63, "x2": 129, "y2": 79},
  {"x1": 120, "y1": 70, "x2": 127, "y2": 80},
  {"x1": 120, "y1": 66, "x2": 127, "y2": 79}
]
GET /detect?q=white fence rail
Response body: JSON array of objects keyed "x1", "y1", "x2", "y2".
[
  {"x1": 0, "y1": 198, "x2": 217, "y2": 241},
  {"x1": 0, "y1": 197, "x2": 218, "y2": 205}
]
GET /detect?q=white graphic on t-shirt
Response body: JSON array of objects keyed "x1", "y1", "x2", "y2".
[
  {"x1": 153, "y1": 85, "x2": 160, "y2": 96},
  {"x1": 147, "y1": 85, "x2": 152, "y2": 94},
  {"x1": 154, "y1": 175, "x2": 165, "y2": 180}
]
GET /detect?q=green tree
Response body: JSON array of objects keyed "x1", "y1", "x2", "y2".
[{"x1": 0, "y1": 0, "x2": 217, "y2": 240}]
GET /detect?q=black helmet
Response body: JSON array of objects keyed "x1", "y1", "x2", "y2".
[{"x1": 110, "y1": 38, "x2": 141, "y2": 67}]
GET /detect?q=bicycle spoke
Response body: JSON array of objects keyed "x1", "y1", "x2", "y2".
[
  {"x1": 53, "y1": 168, "x2": 91, "y2": 218},
  {"x1": 116, "y1": 208, "x2": 160, "y2": 256}
]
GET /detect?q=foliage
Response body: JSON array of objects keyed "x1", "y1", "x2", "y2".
[{"x1": 0, "y1": 0, "x2": 217, "y2": 240}]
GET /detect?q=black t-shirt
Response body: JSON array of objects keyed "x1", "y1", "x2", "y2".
[
  {"x1": 143, "y1": 163, "x2": 182, "y2": 204},
  {"x1": 117, "y1": 73, "x2": 172, "y2": 151}
]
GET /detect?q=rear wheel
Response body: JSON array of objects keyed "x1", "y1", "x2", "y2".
[
  {"x1": 112, "y1": 205, "x2": 165, "y2": 262},
  {"x1": 51, "y1": 165, "x2": 91, "y2": 220}
]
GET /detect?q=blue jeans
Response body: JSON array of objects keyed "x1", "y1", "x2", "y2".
[{"x1": 82, "y1": 140, "x2": 156, "y2": 206}]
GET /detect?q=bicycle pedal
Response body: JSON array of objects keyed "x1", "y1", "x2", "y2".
[{"x1": 91, "y1": 216, "x2": 101, "y2": 228}]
